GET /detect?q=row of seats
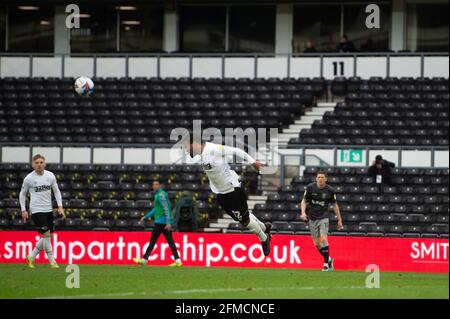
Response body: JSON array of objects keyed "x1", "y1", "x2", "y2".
[
  {"x1": 291, "y1": 78, "x2": 449, "y2": 146},
  {"x1": 0, "y1": 216, "x2": 176, "y2": 232},
  {"x1": 231, "y1": 166, "x2": 449, "y2": 238},
  {"x1": 0, "y1": 164, "x2": 259, "y2": 231},
  {"x1": 331, "y1": 76, "x2": 449, "y2": 96},
  {"x1": 0, "y1": 77, "x2": 328, "y2": 144},
  {"x1": 228, "y1": 220, "x2": 449, "y2": 238}
]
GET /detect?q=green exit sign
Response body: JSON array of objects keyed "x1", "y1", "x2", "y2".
[{"x1": 340, "y1": 149, "x2": 363, "y2": 163}]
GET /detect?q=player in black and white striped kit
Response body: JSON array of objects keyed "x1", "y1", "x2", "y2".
[{"x1": 19, "y1": 154, "x2": 65, "y2": 269}]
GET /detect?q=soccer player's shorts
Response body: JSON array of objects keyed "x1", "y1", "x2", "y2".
[
  {"x1": 217, "y1": 187, "x2": 250, "y2": 225},
  {"x1": 31, "y1": 212, "x2": 55, "y2": 234},
  {"x1": 309, "y1": 218, "x2": 329, "y2": 238}
]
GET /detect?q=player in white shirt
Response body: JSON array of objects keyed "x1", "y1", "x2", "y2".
[
  {"x1": 19, "y1": 154, "x2": 65, "y2": 269},
  {"x1": 185, "y1": 137, "x2": 272, "y2": 256}
]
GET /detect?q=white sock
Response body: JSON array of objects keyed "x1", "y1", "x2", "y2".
[
  {"x1": 246, "y1": 218, "x2": 267, "y2": 242},
  {"x1": 31, "y1": 238, "x2": 45, "y2": 259},
  {"x1": 43, "y1": 237, "x2": 56, "y2": 264},
  {"x1": 250, "y1": 213, "x2": 266, "y2": 232},
  {"x1": 175, "y1": 259, "x2": 181, "y2": 263}
]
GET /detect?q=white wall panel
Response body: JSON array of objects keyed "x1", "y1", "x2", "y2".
[
  {"x1": 32, "y1": 57, "x2": 62, "y2": 78},
  {"x1": 128, "y1": 58, "x2": 158, "y2": 78},
  {"x1": 1, "y1": 57, "x2": 30, "y2": 78}
]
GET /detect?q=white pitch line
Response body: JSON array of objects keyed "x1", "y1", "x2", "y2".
[
  {"x1": 34, "y1": 284, "x2": 449, "y2": 299},
  {"x1": 34, "y1": 286, "x2": 379, "y2": 299}
]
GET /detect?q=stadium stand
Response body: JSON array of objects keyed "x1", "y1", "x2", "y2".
[
  {"x1": 0, "y1": 163, "x2": 259, "y2": 231},
  {"x1": 247, "y1": 166, "x2": 449, "y2": 238},
  {"x1": 290, "y1": 77, "x2": 449, "y2": 146},
  {"x1": 0, "y1": 77, "x2": 326, "y2": 144},
  {"x1": 0, "y1": 76, "x2": 448, "y2": 240}
]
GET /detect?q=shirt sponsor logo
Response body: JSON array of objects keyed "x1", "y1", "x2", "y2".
[
  {"x1": 311, "y1": 199, "x2": 326, "y2": 207},
  {"x1": 35, "y1": 185, "x2": 51, "y2": 192}
]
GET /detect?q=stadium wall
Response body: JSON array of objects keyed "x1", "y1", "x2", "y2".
[
  {"x1": 2, "y1": 145, "x2": 448, "y2": 168},
  {"x1": 0, "y1": 54, "x2": 448, "y2": 79},
  {"x1": 0, "y1": 231, "x2": 448, "y2": 273}
]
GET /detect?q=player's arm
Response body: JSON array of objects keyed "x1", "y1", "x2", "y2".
[
  {"x1": 331, "y1": 192, "x2": 343, "y2": 230},
  {"x1": 19, "y1": 179, "x2": 30, "y2": 221},
  {"x1": 222, "y1": 145, "x2": 263, "y2": 170},
  {"x1": 300, "y1": 188, "x2": 310, "y2": 222},
  {"x1": 51, "y1": 175, "x2": 65, "y2": 219},
  {"x1": 159, "y1": 193, "x2": 173, "y2": 231},
  {"x1": 141, "y1": 208, "x2": 155, "y2": 223},
  {"x1": 300, "y1": 198, "x2": 308, "y2": 221}
]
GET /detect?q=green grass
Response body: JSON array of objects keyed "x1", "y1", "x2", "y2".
[{"x1": 0, "y1": 264, "x2": 447, "y2": 299}]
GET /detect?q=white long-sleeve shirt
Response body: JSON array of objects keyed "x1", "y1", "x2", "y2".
[
  {"x1": 19, "y1": 170, "x2": 63, "y2": 214},
  {"x1": 200, "y1": 142, "x2": 256, "y2": 194}
]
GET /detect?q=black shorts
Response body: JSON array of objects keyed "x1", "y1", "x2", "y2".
[
  {"x1": 217, "y1": 187, "x2": 250, "y2": 225},
  {"x1": 31, "y1": 212, "x2": 55, "y2": 234}
]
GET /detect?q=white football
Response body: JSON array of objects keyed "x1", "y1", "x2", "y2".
[{"x1": 74, "y1": 76, "x2": 94, "y2": 96}]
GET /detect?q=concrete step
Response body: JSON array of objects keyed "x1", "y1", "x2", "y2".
[
  {"x1": 294, "y1": 119, "x2": 312, "y2": 124},
  {"x1": 248, "y1": 200, "x2": 266, "y2": 204},
  {"x1": 248, "y1": 195, "x2": 268, "y2": 201},
  {"x1": 202, "y1": 228, "x2": 222, "y2": 233},
  {"x1": 308, "y1": 107, "x2": 334, "y2": 114},
  {"x1": 209, "y1": 222, "x2": 230, "y2": 228},
  {"x1": 282, "y1": 128, "x2": 302, "y2": 134},
  {"x1": 269, "y1": 138, "x2": 288, "y2": 145},
  {"x1": 288, "y1": 124, "x2": 311, "y2": 130},
  {"x1": 295, "y1": 120, "x2": 316, "y2": 125},
  {"x1": 302, "y1": 114, "x2": 324, "y2": 119},
  {"x1": 317, "y1": 102, "x2": 337, "y2": 107},
  {"x1": 262, "y1": 185, "x2": 278, "y2": 191},
  {"x1": 275, "y1": 137, "x2": 295, "y2": 143},
  {"x1": 278, "y1": 132, "x2": 300, "y2": 138},
  {"x1": 217, "y1": 218, "x2": 233, "y2": 224},
  {"x1": 299, "y1": 115, "x2": 323, "y2": 122}
]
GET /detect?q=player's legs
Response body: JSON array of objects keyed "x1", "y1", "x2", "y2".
[
  {"x1": 135, "y1": 224, "x2": 164, "y2": 265},
  {"x1": 28, "y1": 212, "x2": 57, "y2": 268},
  {"x1": 218, "y1": 188, "x2": 271, "y2": 256},
  {"x1": 162, "y1": 228, "x2": 182, "y2": 266},
  {"x1": 250, "y1": 213, "x2": 267, "y2": 232},
  {"x1": 42, "y1": 231, "x2": 58, "y2": 268},
  {"x1": 309, "y1": 219, "x2": 331, "y2": 271},
  {"x1": 318, "y1": 219, "x2": 333, "y2": 270},
  {"x1": 44, "y1": 212, "x2": 58, "y2": 267}
]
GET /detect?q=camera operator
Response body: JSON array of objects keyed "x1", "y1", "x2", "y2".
[{"x1": 368, "y1": 155, "x2": 395, "y2": 190}]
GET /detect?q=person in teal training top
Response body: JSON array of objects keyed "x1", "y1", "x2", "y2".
[{"x1": 133, "y1": 179, "x2": 182, "y2": 267}]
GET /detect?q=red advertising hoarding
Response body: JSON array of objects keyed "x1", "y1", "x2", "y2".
[{"x1": 0, "y1": 231, "x2": 448, "y2": 273}]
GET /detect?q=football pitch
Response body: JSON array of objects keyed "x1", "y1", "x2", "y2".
[{"x1": 0, "y1": 264, "x2": 447, "y2": 299}]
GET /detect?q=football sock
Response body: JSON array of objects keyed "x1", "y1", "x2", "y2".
[
  {"x1": 319, "y1": 246, "x2": 330, "y2": 264},
  {"x1": 250, "y1": 213, "x2": 266, "y2": 232},
  {"x1": 30, "y1": 238, "x2": 45, "y2": 259},
  {"x1": 43, "y1": 237, "x2": 56, "y2": 264},
  {"x1": 247, "y1": 218, "x2": 268, "y2": 242}
]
